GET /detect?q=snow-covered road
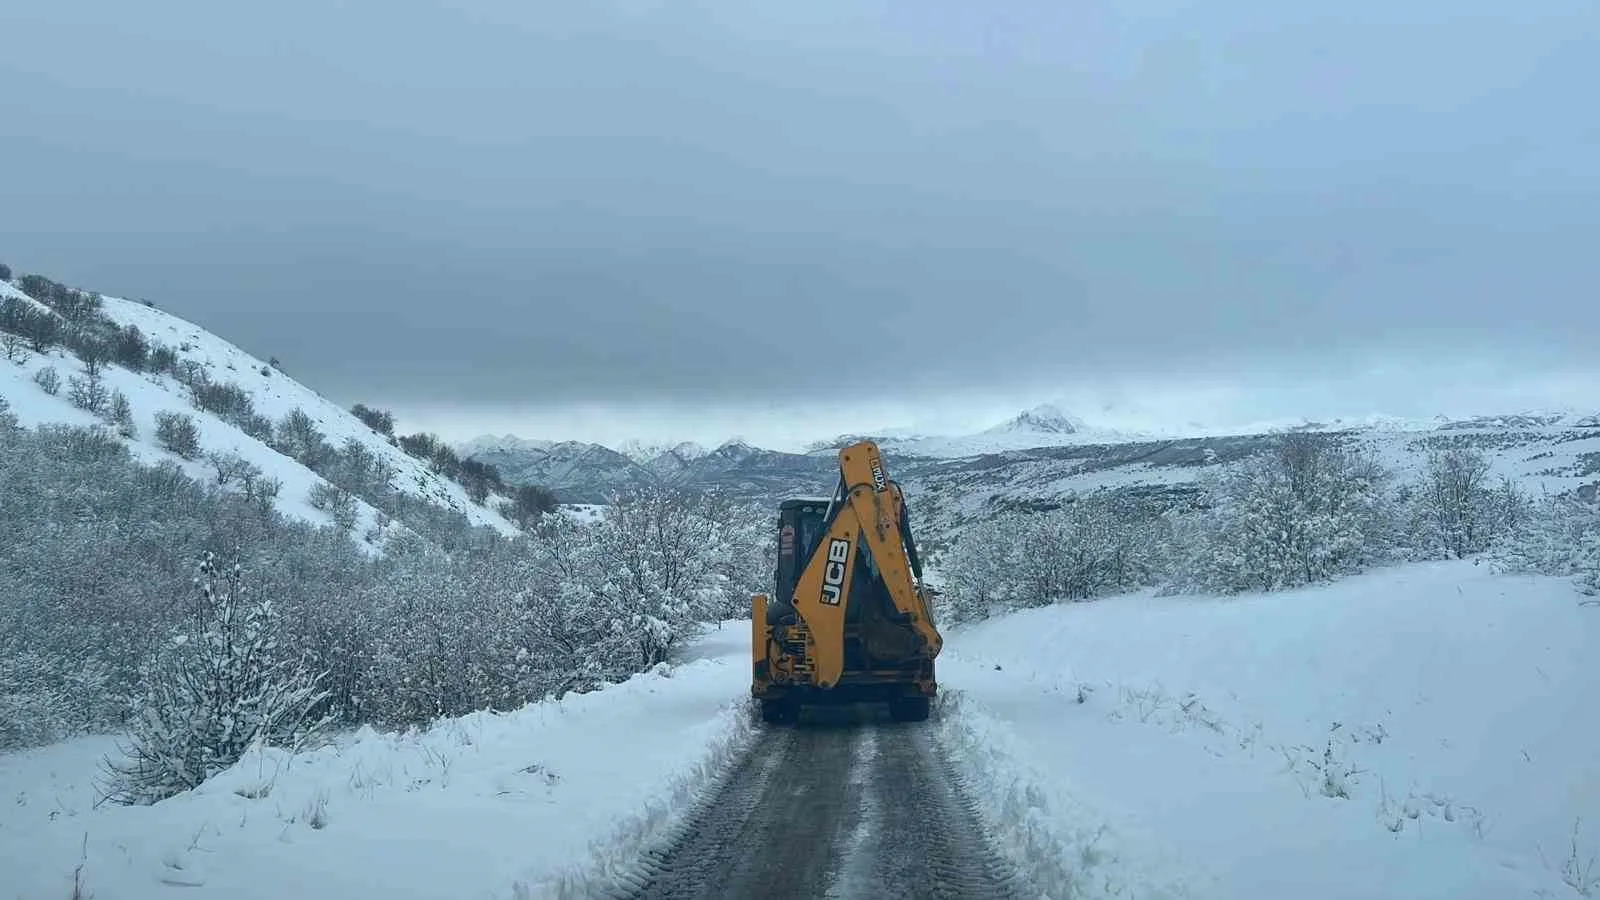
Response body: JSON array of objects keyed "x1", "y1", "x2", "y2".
[{"x1": 604, "y1": 712, "x2": 1027, "y2": 899}]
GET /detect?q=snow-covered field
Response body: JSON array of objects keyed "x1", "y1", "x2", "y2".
[
  {"x1": 938, "y1": 560, "x2": 1600, "y2": 899},
  {"x1": 0, "y1": 624, "x2": 756, "y2": 900},
  {"x1": 5, "y1": 563, "x2": 1595, "y2": 899}
]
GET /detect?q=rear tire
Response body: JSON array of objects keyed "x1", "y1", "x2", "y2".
[{"x1": 890, "y1": 695, "x2": 930, "y2": 722}]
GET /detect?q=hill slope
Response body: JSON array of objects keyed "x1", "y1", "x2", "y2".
[{"x1": 0, "y1": 275, "x2": 519, "y2": 546}]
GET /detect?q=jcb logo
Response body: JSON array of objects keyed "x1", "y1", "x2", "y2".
[{"x1": 820, "y1": 538, "x2": 851, "y2": 606}]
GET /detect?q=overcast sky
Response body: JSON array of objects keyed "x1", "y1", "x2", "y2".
[{"x1": 3, "y1": 0, "x2": 1596, "y2": 449}]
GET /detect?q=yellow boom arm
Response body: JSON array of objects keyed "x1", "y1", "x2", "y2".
[{"x1": 789, "y1": 441, "x2": 942, "y2": 688}]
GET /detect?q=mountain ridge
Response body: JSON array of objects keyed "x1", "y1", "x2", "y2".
[{"x1": 457, "y1": 404, "x2": 1600, "y2": 543}]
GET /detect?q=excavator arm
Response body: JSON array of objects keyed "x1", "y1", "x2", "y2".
[{"x1": 789, "y1": 441, "x2": 943, "y2": 688}]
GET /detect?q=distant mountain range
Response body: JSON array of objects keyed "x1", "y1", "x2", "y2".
[{"x1": 459, "y1": 403, "x2": 1600, "y2": 551}]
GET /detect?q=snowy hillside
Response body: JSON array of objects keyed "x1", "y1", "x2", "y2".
[
  {"x1": 0, "y1": 277, "x2": 519, "y2": 544},
  {"x1": 874, "y1": 404, "x2": 1600, "y2": 461},
  {"x1": 897, "y1": 415, "x2": 1600, "y2": 548}
]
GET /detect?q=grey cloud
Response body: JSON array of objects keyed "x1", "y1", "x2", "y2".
[{"x1": 2, "y1": 0, "x2": 1596, "y2": 421}]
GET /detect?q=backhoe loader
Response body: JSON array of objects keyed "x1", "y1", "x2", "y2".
[{"x1": 751, "y1": 440, "x2": 943, "y2": 723}]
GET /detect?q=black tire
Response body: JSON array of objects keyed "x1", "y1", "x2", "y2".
[{"x1": 890, "y1": 695, "x2": 930, "y2": 722}]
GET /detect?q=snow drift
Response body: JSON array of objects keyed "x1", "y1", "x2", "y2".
[
  {"x1": 936, "y1": 560, "x2": 1600, "y2": 899},
  {"x1": 0, "y1": 624, "x2": 755, "y2": 900}
]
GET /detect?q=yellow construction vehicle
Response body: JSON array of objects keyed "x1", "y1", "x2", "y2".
[{"x1": 751, "y1": 440, "x2": 943, "y2": 723}]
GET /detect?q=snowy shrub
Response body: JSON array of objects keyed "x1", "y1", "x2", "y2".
[
  {"x1": 457, "y1": 457, "x2": 502, "y2": 503},
  {"x1": 397, "y1": 431, "x2": 442, "y2": 460},
  {"x1": 309, "y1": 481, "x2": 360, "y2": 530},
  {"x1": 522, "y1": 487, "x2": 769, "y2": 678},
  {"x1": 1492, "y1": 492, "x2": 1600, "y2": 597},
  {"x1": 100, "y1": 552, "x2": 333, "y2": 805},
  {"x1": 939, "y1": 514, "x2": 1025, "y2": 623},
  {"x1": 1402, "y1": 448, "x2": 1527, "y2": 559},
  {"x1": 107, "y1": 389, "x2": 136, "y2": 436},
  {"x1": 33, "y1": 365, "x2": 60, "y2": 395},
  {"x1": 1176, "y1": 432, "x2": 1396, "y2": 594},
  {"x1": 272, "y1": 407, "x2": 334, "y2": 471},
  {"x1": 66, "y1": 370, "x2": 109, "y2": 415},
  {"x1": 1, "y1": 333, "x2": 25, "y2": 363},
  {"x1": 429, "y1": 443, "x2": 461, "y2": 478},
  {"x1": 68, "y1": 334, "x2": 110, "y2": 375},
  {"x1": 207, "y1": 450, "x2": 258, "y2": 487},
  {"x1": 0, "y1": 418, "x2": 451, "y2": 748},
  {"x1": 155, "y1": 410, "x2": 201, "y2": 458},
  {"x1": 0, "y1": 647, "x2": 121, "y2": 751},
  {"x1": 503, "y1": 483, "x2": 561, "y2": 528},
  {"x1": 111, "y1": 322, "x2": 149, "y2": 371},
  {"x1": 940, "y1": 497, "x2": 1175, "y2": 622},
  {"x1": 350, "y1": 402, "x2": 395, "y2": 436},
  {"x1": 188, "y1": 377, "x2": 244, "y2": 416},
  {"x1": 147, "y1": 343, "x2": 178, "y2": 373},
  {"x1": 329, "y1": 436, "x2": 398, "y2": 495},
  {"x1": 244, "y1": 473, "x2": 283, "y2": 512},
  {"x1": 3, "y1": 298, "x2": 64, "y2": 353}
]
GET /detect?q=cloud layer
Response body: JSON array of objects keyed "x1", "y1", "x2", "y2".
[{"x1": 3, "y1": 0, "x2": 1596, "y2": 443}]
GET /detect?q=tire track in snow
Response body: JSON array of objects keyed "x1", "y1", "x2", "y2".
[{"x1": 612, "y1": 709, "x2": 1034, "y2": 899}]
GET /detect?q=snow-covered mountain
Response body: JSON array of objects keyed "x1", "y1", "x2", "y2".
[
  {"x1": 464, "y1": 439, "x2": 658, "y2": 500},
  {"x1": 0, "y1": 275, "x2": 520, "y2": 546},
  {"x1": 874, "y1": 403, "x2": 1163, "y2": 457},
  {"x1": 457, "y1": 434, "x2": 557, "y2": 459},
  {"x1": 460, "y1": 398, "x2": 1600, "y2": 553},
  {"x1": 985, "y1": 402, "x2": 1085, "y2": 435},
  {"x1": 641, "y1": 441, "x2": 709, "y2": 479},
  {"x1": 461, "y1": 435, "x2": 836, "y2": 504}
]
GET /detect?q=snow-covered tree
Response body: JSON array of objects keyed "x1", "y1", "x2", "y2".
[
  {"x1": 32, "y1": 365, "x2": 60, "y2": 395},
  {"x1": 939, "y1": 513, "x2": 1026, "y2": 623},
  {"x1": 1179, "y1": 432, "x2": 1395, "y2": 593},
  {"x1": 107, "y1": 389, "x2": 136, "y2": 437},
  {"x1": 272, "y1": 407, "x2": 333, "y2": 471},
  {"x1": 100, "y1": 551, "x2": 332, "y2": 805},
  {"x1": 939, "y1": 496, "x2": 1177, "y2": 622},
  {"x1": 1492, "y1": 490, "x2": 1600, "y2": 597},
  {"x1": 1403, "y1": 448, "x2": 1512, "y2": 558},
  {"x1": 309, "y1": 481, "x2": 360, "y2": 530},
  {"x1": 503, "y1": 483, "x2": 560, "y2": 528},
  {"x1": 155, "y1": 410, "x2": 201, "y2": 459}
]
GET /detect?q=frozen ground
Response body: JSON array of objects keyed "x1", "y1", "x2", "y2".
[
  {"x1": 937, "y1": 559, "x2": 1600, "y2": 899},
  {"x1": 5, "y1": 564, "x2": 1596, "y2": 899},
  {"x1": 0, "y1": 623, "x2": 755, "y2": 900}
]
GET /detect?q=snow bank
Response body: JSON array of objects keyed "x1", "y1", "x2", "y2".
[
  {"x1": 0, "y1": 623, "x2": 754, "y2": 900},
  {"x1": 937, "y1": 560, "x2": 1600, "y2": 899}
]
